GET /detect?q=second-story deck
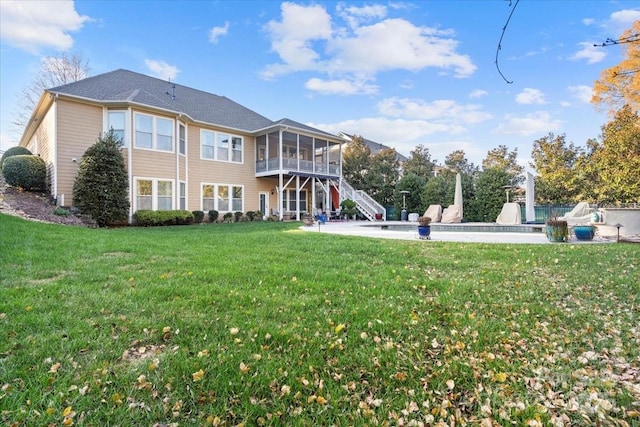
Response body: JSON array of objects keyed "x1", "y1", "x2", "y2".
[{"x1": 256, "y1": 157, "x2": 340, "y2": 177}]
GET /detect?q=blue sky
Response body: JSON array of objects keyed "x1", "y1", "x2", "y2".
[{"x1": 1, "y1": 1, "x2": 638, "y2": 168}]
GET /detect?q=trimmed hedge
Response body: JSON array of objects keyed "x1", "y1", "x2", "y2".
[
  {"x1": 133, "y1": 210, "x2": 195, "y2": 227},
  {"x1": 208, "y1": 210, "x2": 219, "y2": 223},
  {"x1": 1, "y1": 146, "x2": 32, "y2": 169},
  {"x1": 192, "y1": 210, "x2": 205, "y2": 223},
  {"x1": 2, "y1": 155, "x2": 46, "y2": 191}
]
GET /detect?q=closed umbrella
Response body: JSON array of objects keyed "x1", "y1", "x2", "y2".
[{"x1": 454, "y1": 173, "x2": 463, "y2": 219}]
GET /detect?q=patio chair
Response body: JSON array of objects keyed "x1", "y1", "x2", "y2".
[
  {"x1": 423, "y1": 204, "x2": 442, "y2": 223},
  {"x1": 440, "y1": 205, "x2": 462, "y2": 223},
  {"x1": 496, "y1": 202, "x2": 522, "y2": 225},
  {"x1": 559, "y1": 202, "x2": 592, "y2": 225}
]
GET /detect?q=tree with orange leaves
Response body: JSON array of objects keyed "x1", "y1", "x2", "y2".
[{"x1": 591, "y1": 21, "x2": 640, "y2": 115}]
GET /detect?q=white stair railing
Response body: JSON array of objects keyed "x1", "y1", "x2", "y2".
[{"x1": 338, "y1": 180, "x2": 386, "y2": 221}]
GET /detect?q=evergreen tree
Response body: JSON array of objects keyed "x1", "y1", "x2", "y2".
[{"x1": 73, "y1": 130, "x2": 129, "y2": 226}]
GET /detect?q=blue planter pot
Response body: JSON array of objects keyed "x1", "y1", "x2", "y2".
[
  {"x1": 417, "y1": 225, "x2": 431, "y2": 240},
  {"x1": 574, "y1": 225, "x2": 595, "y2": 241}
]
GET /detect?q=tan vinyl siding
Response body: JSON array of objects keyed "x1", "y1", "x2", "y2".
[
  {"x1": 130, "y1": 148, "x2": 176, "y2": 178},
  {"x1": 56, "y1": 100, "x2": 103, "y2": 206},
  {"x1": 187, "y1": 124, "x2": 260, "y2": 212},
  {"x1": 27, "y1": 105, "x2": 56, "y2": 195}
]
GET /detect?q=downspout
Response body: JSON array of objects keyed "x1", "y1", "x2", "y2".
[
  {"x1": 128, "y1": 107, "x2": 134, "y2": 224},
  {"x1": 51, "y1": 93, "x2": 58, "y2": 201},
  {"x1": 278, "y1": 129, "x2": 283, "y2": 220}
]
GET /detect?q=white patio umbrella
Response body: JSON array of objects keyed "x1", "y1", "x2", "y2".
[
  {"x1": 454, "y1": 173, "x2": 463, "y2": 219},
  {"x1": 525, "y1": 172, "x2": 535, "y2": 223}
]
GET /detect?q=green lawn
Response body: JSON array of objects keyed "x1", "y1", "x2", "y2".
[{"x1": 1, "y1": 213, "x2": 638, "y2": 426}]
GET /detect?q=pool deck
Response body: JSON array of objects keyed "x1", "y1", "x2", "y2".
[{"x1": 300, "y1": 220, "x2": 614, "y2": 244}]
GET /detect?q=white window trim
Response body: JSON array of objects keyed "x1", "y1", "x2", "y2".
[
  {"x1": 134, "y1": 112, "x2": 175, "y2": 153},
  {"x1": 200, "y1": 129, "x2": 244, "y2": 164},
  {"x1": 200, "y1": 182, "x2": 244, "y2": 213},
  {"x1": 105, "y1": 109, "x2": 129, "y2": 147},
  {"x1": 178, "y1": 123, "x2": 187, "y2": 156},
  {"x1": 134, "y1": 177, "x2": 175, "y2": 212}
]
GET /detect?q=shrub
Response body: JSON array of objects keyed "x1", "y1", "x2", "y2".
[
  {"x1": 208, "y1": 210, "x2": 219, "y2": 223},
  {"x1": 223, "y1": 212, "x2": 233, "y2": 223},
  {"x1": 192, "y1": 210, "x2": 205, "y2": 223},
  {"x1": 2, "y1": 155, "x2": 47, "y2": 191},
  {"x1": 133, "y1": 210, "x2": 195, "y2": 226},
  {"x1": 246, "y1": 211, "x2": 256, "y2": 221},
  {"x1": 53, "y1": 206, "x2": 71, "y2": 216},
  {"x1": 234, "y1": 211, "x2": 243, "y2": 222},
  {"x1": 73, "y1": 131, "x2": 129, "y2": 227},
  {"x1": 1, "y1": 146, "x2": 32, "y2": 169}
]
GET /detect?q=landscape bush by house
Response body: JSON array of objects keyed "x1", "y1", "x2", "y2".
[
  {"x1": 0, "y1": 146, "x2": 32, "y2": 169},
  {"x1": 133, "y1": 209, "x2": 195, "y2": 226},
  {"x1": 1, "y1": 154, "x2": 46, "y2": 191}
]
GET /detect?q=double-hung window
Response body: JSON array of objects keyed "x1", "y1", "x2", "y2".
[
  {"x1": 200, "y1": 130, "x2": 243, "y2": 163},
  {"x1": 179, "y1": 124, "x2": 186, "y2": 155},
  {"x1": 135, "y1": 178, "x2": 174, "y2": 211},
  {"x1": 107, "y1": 111, "x2": 126, "y2": 145},
  {"x1": 201, "y1": 183, "x2": 243, "y2": 212},
  {"x1": 134, "y1": 113, "x2": 174, "y2": 152}
]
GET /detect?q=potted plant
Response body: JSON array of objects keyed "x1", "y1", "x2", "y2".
[
  {"x1": 546, "y1": 217, "x2": 568, "y2": 242},
  {"x1": 417, "y1": 216, "x2": 431, "y2": 240},
  {"x1": 340, "y1": 199, "x2": 357, "y2": 220},
  {"x1": 573, "y1": 224, "x2": 596, "y2": 241}
]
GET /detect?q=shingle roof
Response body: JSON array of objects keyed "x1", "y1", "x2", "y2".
[{"x1": 47, "y1": 69, "x2": 282, "y2": 133}]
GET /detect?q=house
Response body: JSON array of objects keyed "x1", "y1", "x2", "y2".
[{"x1": 18, "y1": 69, "x2": 379, "y2": 222}]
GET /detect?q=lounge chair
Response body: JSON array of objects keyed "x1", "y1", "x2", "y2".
[
  {"x1": 559, "y1": 202, "x2": 592, "y2": 225},
  {"x1": 423, "y1": 204, "x2": 442, "y2": 223},
  {"x1": 496, "y1": 202, "x2": 522, "y2": 225}
]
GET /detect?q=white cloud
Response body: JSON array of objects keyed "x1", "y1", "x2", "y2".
[
  {"x1": 607, "y1": 9, "x2": 640, "y2": 29},
  {"x1": 262, "y1": 2, "x2": 477, "y2": 84},
  {"x1": 582, "y1": 18, "x2": 595, "y2": 26},
  {"x1": 305, "y1": 77, "x2": 378, "y2": 95},
  {"x1": 377, "y1": 97, "x2": 492, "y2": 124},
  {"x1": 336, "y1": 3, "x2": 387, "y2": 29},
  {"x1": 571, "y1": 42, "x2": 606, "y2": 64},
  {"x1": 209, "y1": 21, "x2": 230, "y2": 43},
  {"x1": 261, "y1": 2, "x2": 332, "y2": 79},
  {"x1": 0, "y1": 0, "x2": 90, "y2": 53},
  {"x1": 145, "y1": 59, "x2": 180, "y2": 81},
  {"x1": 469, "y1": 89, "x2": 488, "y2": 99},
  {"x1": 567, "y1": 85, "x2": 593, "y2": 103},
  {"x1": 492, "y1": 112, "x2": 562, "y2": 136},
  {"x1": 515, "y1": 88, "x2": 546, "y2": 105}
]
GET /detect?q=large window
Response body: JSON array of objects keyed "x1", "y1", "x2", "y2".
[
  {"x1": 201, "y1": 183, "x2": 244, "y2": 212},
  {"x1": 107, "y1": 111, "x2": 126, "y2": 145},
  {"x1": 201, "y1": 130, "x2": 243, "y2": 163},
  {"x1": 135, "y1": 178, "x2": 174, "y2": 211},
  {"x1": 282, "y1": 189, "x2": 307, "y2": 212},
  {"x1": 134, "y1": 113, "x2": 174, "y2": 152}
]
